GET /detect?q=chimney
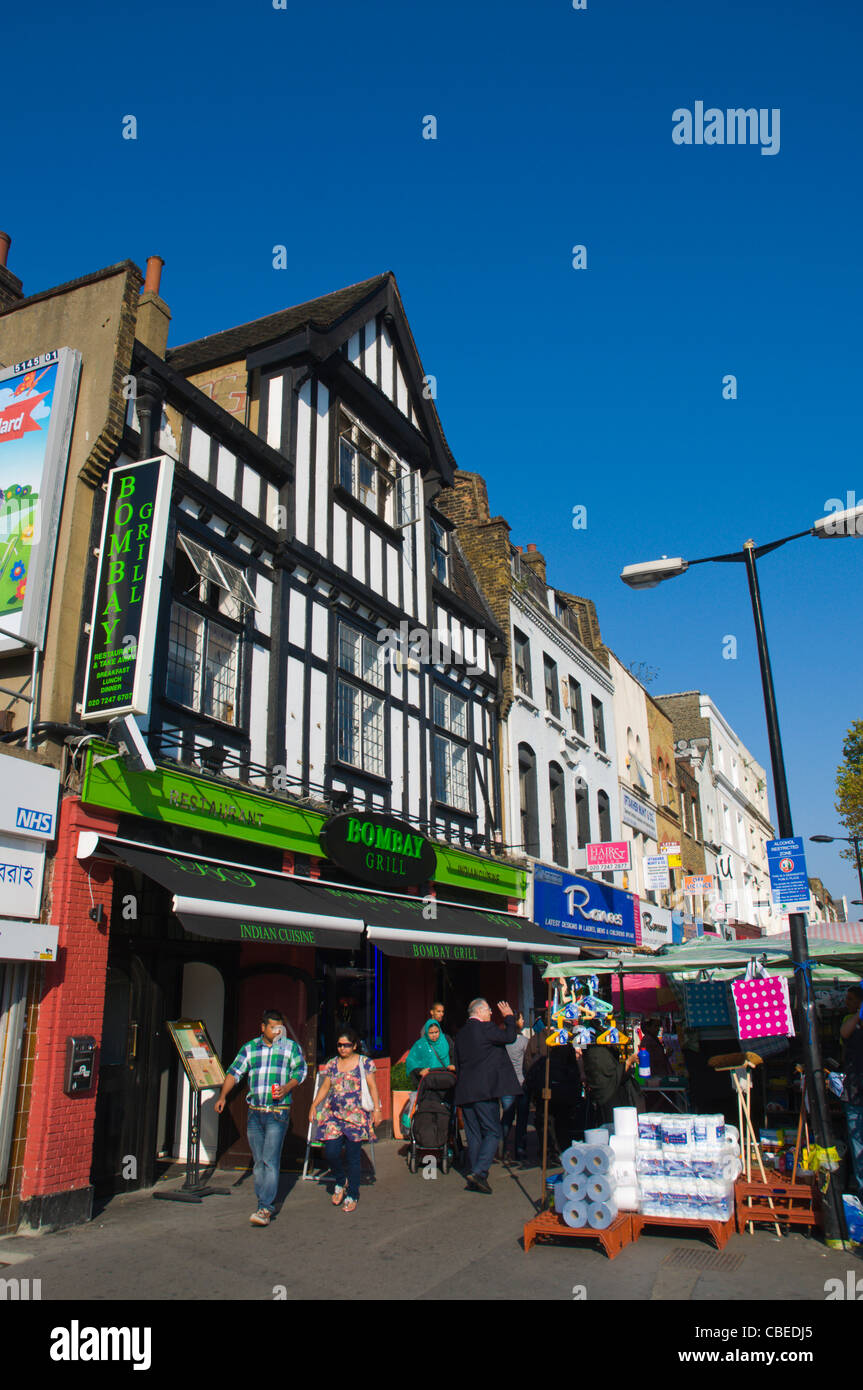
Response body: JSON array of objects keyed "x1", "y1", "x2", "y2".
[
  {"x1": 136, "y1": 254, "x2": 171, "y2": 358},
  {"x1": 0, "y1": 230, "x2": 25, "y2": 312},
  {"x1": 521, "y1": 542, "x2": 547, "y2": 585},
  {"x1": 435, "y1": 471, "x2": 491, "y2": 529}
]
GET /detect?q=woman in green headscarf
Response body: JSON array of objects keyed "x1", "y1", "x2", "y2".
[{"x1": 406, "y1": 1020, "x2": 455, "y2": 1086}]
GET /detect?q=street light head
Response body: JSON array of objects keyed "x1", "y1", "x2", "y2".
[
  {"x1": 809, "y1": 835, "x2": 836, "y2": 843},
  {"x1": 812, "y1": 504, "x2": 863, "y2": 539},
  {"x1": 620, "y1": 556, "x2": 689, "y2": 590}
]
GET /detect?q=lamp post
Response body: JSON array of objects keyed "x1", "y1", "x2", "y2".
[
  {"x1": 621, "y1": 501, "x2": 863, "y2": 1248},
  {"x1": 809, "y1": 834, "x2": 863, "y2": 909}
]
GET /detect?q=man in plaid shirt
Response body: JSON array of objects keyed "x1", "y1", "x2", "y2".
[{"x1": 215, "y1": 1010, "x2": 307, "y2": 1226}]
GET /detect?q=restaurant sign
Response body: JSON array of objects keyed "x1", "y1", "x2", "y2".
[
  {"x1": 320, "y1": 812, "x2": 437, "y2": 891},
  {"x1": 82, "y1": 456, "x2": 173, "y2": 721}
]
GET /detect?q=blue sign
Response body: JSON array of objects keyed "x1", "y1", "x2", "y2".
[
  {"x1": 765, "y1": 836, "x2": 809, "y2": 906},
  {"x1": 533, "y1": 864, "x2": 640, "y2": 946},
  {"x1": 16, "y1": 806, "x2": 53, "y2": 836}
]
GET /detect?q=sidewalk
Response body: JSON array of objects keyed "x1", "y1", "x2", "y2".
[{"x1": 0, "y1": 1142, "x2": 858, "y2": 1302}]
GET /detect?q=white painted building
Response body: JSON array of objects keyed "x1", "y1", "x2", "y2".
[
  {"x1": 607, "y1": 653, "x2": 661, "y2": 901},
  {"x1": 658, "y1": 692, "x2": 775, "y2": 933}
]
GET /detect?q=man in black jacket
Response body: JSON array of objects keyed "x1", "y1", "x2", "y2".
[{"x1": 453, "y1": 999, "x2": 518, "y2": 1193}]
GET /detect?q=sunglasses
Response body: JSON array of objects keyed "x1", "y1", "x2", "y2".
[{"x1": 336, "y1": 1042, "x2": 354, "y2": 1048}]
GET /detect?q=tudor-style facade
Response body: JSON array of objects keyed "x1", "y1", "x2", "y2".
[{"x1": 162, "y1": 275, "x2": 503, "y2": 850}]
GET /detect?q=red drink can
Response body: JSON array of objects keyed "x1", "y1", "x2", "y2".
[{"x1": 271, "y1": 1083, "x2": 279, "y2": 1104}]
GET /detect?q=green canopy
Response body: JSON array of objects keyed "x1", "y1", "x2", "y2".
[{"x1": 542, "y1": 932, "x2": 863, "y2": 983}]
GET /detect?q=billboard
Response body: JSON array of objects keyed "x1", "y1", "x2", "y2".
[
  {"x1": 0, "y1": 350, "x2": 81, "y2": 653},
  {"x1": 81, "y1": 456, "x2": 174, "y2": 721},
  {"x1": 586, "y1": 840, "x2": 631, "y2": 871}
]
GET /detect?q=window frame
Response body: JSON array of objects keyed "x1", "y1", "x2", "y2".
[
  {"x1": 543, "y1": 654, "x2": 560, "y2": 719},
  {"x1": 334, "y1": 617, "x2": 387, "y2": 777},
  {"x1": 513, "y1": 628, "x2": 532, "y2": 697},
  {"x1": 432, "y1": 684, "x2": 471, "y2": 812}
]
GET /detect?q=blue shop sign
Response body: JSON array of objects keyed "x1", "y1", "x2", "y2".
[{"x1": 533, "y1": 864, "x2": 640, "y2": 946}]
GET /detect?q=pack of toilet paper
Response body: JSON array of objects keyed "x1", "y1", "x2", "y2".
[{"x1": 633, "y1": 1111, "x2": 740, "y2": 1220}]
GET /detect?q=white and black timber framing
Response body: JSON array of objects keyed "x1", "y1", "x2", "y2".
[{"x1": 106, "y1": 275, "x2": 506, "y2": 850}]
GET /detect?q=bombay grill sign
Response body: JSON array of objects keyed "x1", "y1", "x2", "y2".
[
  {"x1": 81, "y1": 457, "x2": 174, "y2": 721},
  {"x1": 321, "y1": 811, "x2": 437, "y2": 891}
]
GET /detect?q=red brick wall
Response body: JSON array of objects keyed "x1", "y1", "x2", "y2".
[{"x1": 19, "y1": 796, "x2": 119, "y2": 1201}]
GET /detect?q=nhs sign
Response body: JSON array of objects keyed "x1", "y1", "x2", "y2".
[
  {"x1": 16, "y1": 807, "x2": 54, "y2": 836},
  {"x1": 0, "y1": 755, "x2": 60, "y2": 842}
]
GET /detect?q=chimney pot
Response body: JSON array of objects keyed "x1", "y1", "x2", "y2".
[
  {"x1": 0, "y1": 232, "x2": 10, "y2": 269},
  {"x1": 514, "y1": 545, "x2": 523, "y2": 553},
  {"x1": 527, "y1": 543, "x2": 538, "y2": 553},
  {"x1": 143, "y1": 256, "x2": 164, "y2": 296}
]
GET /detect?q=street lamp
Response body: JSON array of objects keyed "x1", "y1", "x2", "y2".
[
  {"x1": 621, "y1": 502, "x2": 863, "y2": 1248},
  {"x1": 809, "y1": 834, "x2": 863, "y2": 908}
]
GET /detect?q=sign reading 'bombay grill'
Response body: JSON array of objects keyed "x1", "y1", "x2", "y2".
[
  {"x1": 320, "y1": 812, "x2": 437, "y2": 891},
  {"x1": 81, "y1": 456, "x2": 173, "y2": 722}
]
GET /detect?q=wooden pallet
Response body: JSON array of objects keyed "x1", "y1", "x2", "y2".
[
  {"x1": 523, "y1": 1210, "x2": 635, "y2": 1259},
  {"x1": 630, "y1": 1211, "x2": 736, "y2": 1250},
  {"x1": 734, "y1": 1173, "x2": 821, "y2": 1232}
]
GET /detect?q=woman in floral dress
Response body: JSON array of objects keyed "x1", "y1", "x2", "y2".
[{"x1": 310, "y1": 1027, "x2": 381, "y2": 1212}]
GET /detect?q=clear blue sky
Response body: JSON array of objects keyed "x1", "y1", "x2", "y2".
[{"x1": 5, "y1": 0, "x2": 862, "y2": 907}]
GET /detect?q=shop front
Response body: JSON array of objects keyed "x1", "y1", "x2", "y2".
[{"x1": 25, "y1": 749, "x2": 580, "y2": 1212}]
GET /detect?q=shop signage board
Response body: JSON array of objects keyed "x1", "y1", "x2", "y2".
[
  {"x1": 0, "y1": 349, "x2": 82, "y2": 654},
  {"x1": 712, "y1": 901, "x2": 727, "y2": 919},
  {"x1": 0, "y1": 755, "x2": 60, "y2": 841},
  {"x1": 533, "y1": 863, "x2": 640, "y2": 947},
  {"x1": 659, "y1": 839, "x2": 682, "y2": 868},
  {"x1": 621, "y1": 788, "x2": 657, "y2": 838},
  {"x1": 81, "y1": 746, "x2": 522, "y2": 897},
  {"x1": 586, "y1": 840, "x2": 632, "y2": 871},
  {"x1": 0, "y1": 918, "x2": 58, "y2": 962},
  {"x1": 643, "y1": 854, "x2": 670, "y2": 891},
  {"x1": 320, "y1": 811, "x2": 437, "y2": 891},
  {"x1": 683, "y1": 874, "x2": 715, "y2": 895},
  {"x1": 638, "y1": 903, "x2": 673, "y2": 951},
  {"x1": 81, "y1": 456, "x2": 174, "y2": 721},
  {"x1": 765, "y1": 836, "x2": 810, "y2": 913},
  {"x1": 0, "y1": 832, "x2": 45, "y2": 917}
]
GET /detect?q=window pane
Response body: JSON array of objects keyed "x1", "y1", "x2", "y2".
[
  {"x1": 433, "y1": 735, "x2": 449, "y2": 804},
  {"x1": 361, "y1": 694, "x2": 384, "y2": 776},
  {"x1": 450, "y1": 742, "x2": 469, "y2": 811},
  {"x1": 337, "y1": 679, "x2": 359, "y2": 766},
  {"x1": 167, "y1": 604, "x2": 202, "y2": 708},
  {"x1": 361, "y1": 634, "x2": 385, "y2": 689},
  {"x1": 202, "y1": 620, "x2": 238, "y2": 724},
  {"x1": 358, "y1": 453, "x2": 376, "y2": 509},
  {"x1": 433, "y1": 687, "x2": 447, "y2": 728},
  {"x1": 338, "y1": 623, "x2": 361, "y2": 675},
  {"x1": 339, "y1": 438, "x2": 354, "y2": 492},
  {"x1": 449, "y1": 693, "x2": 467, "y2": 740}
]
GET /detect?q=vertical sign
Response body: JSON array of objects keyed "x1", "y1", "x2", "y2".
[
  {"x1": 81, "y1": 456, "x2": 174, "y2": 721},
  {"x1": 0, "y1": 349, "x2": 81, "y2": 653}
]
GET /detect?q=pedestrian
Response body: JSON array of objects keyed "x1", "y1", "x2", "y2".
[
  {"x1": 309, "y1": 1026, "x2": 382, "y2": 1213},
  {"x1": 840, "y1": 984, "x2": 863, "y2": 1193},
  {"x1": 428, "y1": 1000, "x2": 455, "y2": 1055},
  {"x1": 215, "y1": 1010, "x2": 307, "y2": 1227},
  {"x1": 523, "y1": 1024, "x2": 585, "y2": 1162},
  {"x1": 500, "y1": 1011, "x2": 531, "y2": 1163},
  {"x1": 453, "y1": 999, "x2": 518, "y2": 1193},
  {"x1": 406, "y1": 1019, "x2": 455, "y2": 1088},
  {"x1": 583, "y1": 1040, "x2": 643, "y2": 1126}
]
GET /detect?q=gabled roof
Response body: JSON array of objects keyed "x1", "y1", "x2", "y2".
[
  {"x1": 167, "y1": 273, "x2": 389, "y2": 373},
  {"x1": 166, "y1": 271, "x2": 456, "y2": 485}
]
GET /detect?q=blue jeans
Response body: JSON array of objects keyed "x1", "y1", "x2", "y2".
[
  {"x1": 324, "y1": 1136, "x2": 363, "y2": 1200},
  {"x1": 462, "y1": 1099, "x2": 502, "y2": 1179},
  {"x1": 501, "y1": 1092, "x2": 529, "y2": 1155},
  {"x1": 246, "y1": 1109, "x2": 290, "y2": 1213},
  {"x1": 844, "y1": 1103, "x2": 863, "y2": 1192}
]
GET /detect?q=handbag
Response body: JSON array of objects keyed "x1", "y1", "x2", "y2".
[
  {"x1": 359, "y1": 1057, "x2": 375, "y2": 1112},
  {"x1": 685, "y1": 978, "x2": 732, "y2": 1029},
  {"x1": 731, "y1": 960, "x2": 795, "y2": 1040}
]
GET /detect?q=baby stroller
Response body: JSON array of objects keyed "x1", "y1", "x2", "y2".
[{"x1": 406, "y1": 1069, "x2": 457, "y2": 1174}]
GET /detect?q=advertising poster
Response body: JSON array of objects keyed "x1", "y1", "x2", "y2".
[
  {"x1": 0, "y1": 349, "x2": 81, "y2": 653},
  {"x1": 533, "y1": 862, "x2": 640, "y2": 947},
  {"x1": 166, "y1": 1019, "x2": 225, "y2": 1092}
]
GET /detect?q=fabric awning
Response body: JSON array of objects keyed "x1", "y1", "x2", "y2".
[
  {"x1": 78, "y1": 835, "x2": 580, "y2": 961},
  {"x1": 82, "y1": 837, "x2": 365, "y2": 949}
]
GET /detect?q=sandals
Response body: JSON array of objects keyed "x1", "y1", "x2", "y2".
[
  {"x1": 343, "y1": 1197, "x2": 357, "y2": 1213},
  {"x1": 331, "y1": 1185, "x2": 345, "y2": 1206}
]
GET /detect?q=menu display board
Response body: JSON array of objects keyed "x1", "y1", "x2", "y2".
[{"x1": 166, "y1": 1018, "x2": 225, "y2": 1091}]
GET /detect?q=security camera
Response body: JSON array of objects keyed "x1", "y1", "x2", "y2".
[{"x1": 108, "y1": 715, "x2": 157, "y2": 774}]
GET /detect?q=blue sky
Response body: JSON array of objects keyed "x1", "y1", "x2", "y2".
[{"x1": 5, "y1": 0, "x2": 862, "y2": 905}]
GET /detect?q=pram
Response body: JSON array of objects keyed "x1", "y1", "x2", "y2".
[{"x1": 406, "y1": 1068, "x2": 457, "y2": 1174}]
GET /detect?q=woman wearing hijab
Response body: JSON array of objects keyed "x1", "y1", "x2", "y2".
[{"x1": 405, "y1": 1020, "x2": 455, "y2": 1088}]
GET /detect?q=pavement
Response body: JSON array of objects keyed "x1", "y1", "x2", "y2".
[{"x1": 1, "y1": 1141, "x2": 860, "y2": 1304}]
